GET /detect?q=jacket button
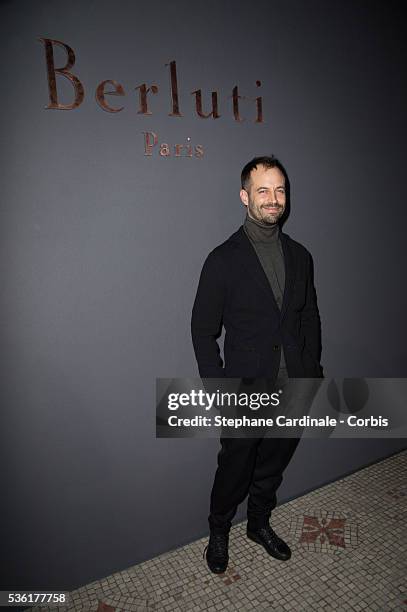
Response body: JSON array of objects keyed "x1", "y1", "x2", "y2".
[{"x1": 273, "y1": 344, "x2": 280, "y2": 351}]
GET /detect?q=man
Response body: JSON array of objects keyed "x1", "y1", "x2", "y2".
[{"x1": 191, "y1": 155, "x2": 322, "y2": 574}]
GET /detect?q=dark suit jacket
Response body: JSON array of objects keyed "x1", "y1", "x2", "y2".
[{"x1": 191, "y1": 225, "x2": 322, "y2": 380}]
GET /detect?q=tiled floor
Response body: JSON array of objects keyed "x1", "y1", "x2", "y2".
[{"x1": 32, "y1": 450, "x2": 407, "y2": 611}]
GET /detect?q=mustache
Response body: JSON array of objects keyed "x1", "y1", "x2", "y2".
[{"x1": 262, "y1": 203, "x2": 283, "y2": 209}]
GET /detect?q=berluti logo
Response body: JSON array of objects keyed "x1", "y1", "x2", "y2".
[{"x1": 38, "y1": 38, "x2": 264, "y2": 159}]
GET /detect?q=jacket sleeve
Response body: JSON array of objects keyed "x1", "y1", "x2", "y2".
[
  {"x1": 191, "y1": 251, "x2": 226, "y2": 378},
  {"x1": 300, "y1": 252, "x2": 322, "y2": 369}
]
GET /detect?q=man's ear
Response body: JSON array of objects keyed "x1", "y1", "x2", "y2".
[{"x1": 240, "y1": 189, "x2": 249, "y2": 208}]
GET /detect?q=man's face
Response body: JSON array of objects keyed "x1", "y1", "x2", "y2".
[{"x1": 240, "y1": 165, "x2": 286, "y2": 225}]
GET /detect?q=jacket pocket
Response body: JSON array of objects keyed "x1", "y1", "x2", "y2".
[{"x1": 225, "y1": 348, "x2": 260, "y2": 377}]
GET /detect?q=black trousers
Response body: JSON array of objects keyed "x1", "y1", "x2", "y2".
[
  {"x1": 208, "y1": 435, "x2": 300, "y2": 534},
  {"x1": 208, "y1": 367, "x2": 304, "y2": 534}
]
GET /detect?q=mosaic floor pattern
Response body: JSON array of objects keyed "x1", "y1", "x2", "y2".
[{"x1": 32, "y1": 449, "x2": 407, "y2": 611}]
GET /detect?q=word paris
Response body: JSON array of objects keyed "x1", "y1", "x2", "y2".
[
  {"x1": 38, "y1": 38, "x2": 264, "y2": 122},
  {"x1": 142, "y1": 133, "x2": 203, "y2": 158}
]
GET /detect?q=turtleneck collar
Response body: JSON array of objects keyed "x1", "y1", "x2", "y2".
[{"x1": 243, "y1": 213, "x2": 280, "y2": 244}]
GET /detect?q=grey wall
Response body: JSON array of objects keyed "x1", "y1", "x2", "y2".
[{"x1": 1, "y1": 0, "x2": 406, "y2": 592}]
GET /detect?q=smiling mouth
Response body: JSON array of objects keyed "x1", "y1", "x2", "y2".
[{"x1": 262, "y1": 205, "x2": 281, "y2": 212}]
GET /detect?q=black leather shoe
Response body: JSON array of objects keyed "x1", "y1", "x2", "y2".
[
  {"x1": 203, "y1": 532, "x2": 229, "y2": 574},
  {"x1": 247, "y1": 524, "x2": 291, "y2": 561}
]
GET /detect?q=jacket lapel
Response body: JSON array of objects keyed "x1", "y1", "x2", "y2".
[
  {"x1": 230, "y1": 226, "x2": 296, "y2": 320},
  {"x1": 231, "y1": 226, "x2": 280, "y2": 315},
  {"x1": 280, "y1": 232, "x2": 296, "y2": 319}
]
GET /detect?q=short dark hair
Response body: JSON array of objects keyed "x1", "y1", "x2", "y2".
[{"x1": 241, "y1": 155, "x2": 287, "y2": 190}]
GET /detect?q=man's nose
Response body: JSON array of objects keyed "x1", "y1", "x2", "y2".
[{"x1": 271, "y1": 190, "x2": 277, "y2": 204}]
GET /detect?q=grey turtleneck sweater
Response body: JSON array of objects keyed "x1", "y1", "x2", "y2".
[{"x1": 243, "y1": 213, "x2": 287, "y2": 372}]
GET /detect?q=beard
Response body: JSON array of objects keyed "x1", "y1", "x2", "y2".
[{"x1": 248, "y1": 200, "x2": 285, "y2": 225}]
